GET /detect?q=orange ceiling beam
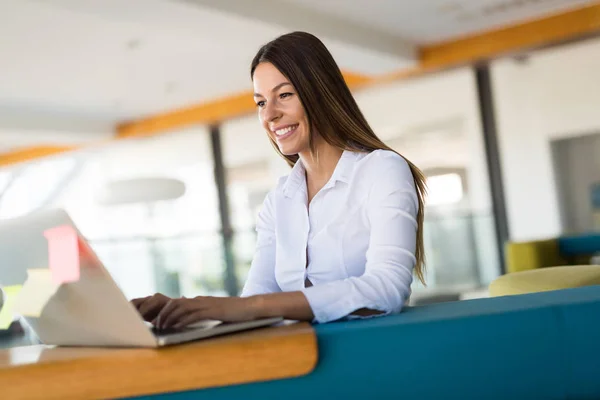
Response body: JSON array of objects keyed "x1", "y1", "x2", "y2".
[
  {"x1": 117, "y1": 91, "x2": 255, "y2": 139},
  {"x1": 116, "y1": 3, "x2": 600, "y2": 139},
  {"x1": 0, "y1": 146, "x2": 78, "y2": 168},
  {"x1": 116, "y1": 72, "x2": 372, "y2": 139},
  {"x1": 419, "y1": 1, "x2": 600, "y2": 71}
]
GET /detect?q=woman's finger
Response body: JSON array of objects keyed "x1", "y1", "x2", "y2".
[
  {"x1": 155, "y1": 299, "x2": 184, "y2": 328},
  {"x1": 137, "y1": 297, "x2": 156, "y2": 317},
  {"x1": 160, "y1": 301, "x2": 195, "y2": 330},
  {"x1": 138, "y1": 296, "x2": 165, "y2": 321},
  {"x1": 130, "y1": 297, "x2": 146, "y2": 308}
]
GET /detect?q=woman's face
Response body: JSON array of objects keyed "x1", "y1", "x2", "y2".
[{"x1": 253, "y1": 62, "x2": 310, "y2": 156}]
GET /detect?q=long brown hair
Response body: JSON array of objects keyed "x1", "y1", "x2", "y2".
[{"x1": 250, "y1": 31, "x2": 427, "y2": 284}]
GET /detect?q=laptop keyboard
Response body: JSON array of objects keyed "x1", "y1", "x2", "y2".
[
  {"x1": 151, "y1": 326, "x2": 187, "y2": 335},
  {"x1": 150, "y1": 320, "x2": 223, "y2": 336}
]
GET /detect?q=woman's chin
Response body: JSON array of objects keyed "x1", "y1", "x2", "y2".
[
  {"x1": 278, "y1": 146, "x2": 299, "y2": 156},
  {"x1": 276, "y1": 139, "x2": 309, "y2": 157}
]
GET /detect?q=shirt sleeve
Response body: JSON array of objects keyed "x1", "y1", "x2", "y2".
[
  {"x1": 240, "y1": 191, "x2": 281, "y2": 297},
  {"x1": 301, "y1": 154, "x2": 418, "y2": 323}
]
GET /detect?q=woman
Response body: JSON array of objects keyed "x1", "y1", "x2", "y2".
[{"x1": 132, "y1": 32, "x2": 426, "y2": 328}]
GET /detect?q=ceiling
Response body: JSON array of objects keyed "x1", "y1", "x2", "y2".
[
  {"x1": 281, "y1": 0, "x2": 594, "y2": 43},
  {"x1": 0, "y1": 0, "x2": 596, "y2": 152}
]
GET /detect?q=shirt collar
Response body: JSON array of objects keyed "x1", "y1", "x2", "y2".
[
  {"x1": 282, "y1": 150, "x2": 362, "y2": 198},
  {"x1": 282, "y1": 158, "x2": 306, "y2": 199}
]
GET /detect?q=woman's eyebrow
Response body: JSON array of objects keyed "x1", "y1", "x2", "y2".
[{"x1": 253, "y1": 82, "x2": 292, "y2": 97}]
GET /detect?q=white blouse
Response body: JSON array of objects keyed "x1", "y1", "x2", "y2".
[{"x1": 240, "y1": 149, "x2": 419, "y2": 323}]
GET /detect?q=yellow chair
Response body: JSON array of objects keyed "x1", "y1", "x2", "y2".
[
  {"x1": 505, "y1": 234, "x2": 600, "y2": 273},
  {"x1": 489, "y1": 265, "x2": 600, "y2": 297},
  {"x1": 504, "y1": 239, "x2": 566, "y2": 274}
]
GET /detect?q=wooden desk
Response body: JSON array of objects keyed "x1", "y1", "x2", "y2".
[{"x1": 0, "y1": 322, "x2": 317, "y2": 400}]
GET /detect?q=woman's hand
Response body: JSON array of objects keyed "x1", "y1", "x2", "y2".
[
  {"x1": 131, "y1": 293, "x2": 172, "y2": 323},
  {"x1": 131, "y1": 291, "x2": 314, "y2": 330},
  {"x1": 154, "y1": 296, "x2": 256, "y2": 330}
]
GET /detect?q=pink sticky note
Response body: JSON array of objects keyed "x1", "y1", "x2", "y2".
[{"x1": 43, "y1": 225, "x2": 80, "y2": 284}]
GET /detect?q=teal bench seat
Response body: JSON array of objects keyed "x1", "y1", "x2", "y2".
[{"x1": 131, "y1": 285, "x2": 600, "y2": 400}]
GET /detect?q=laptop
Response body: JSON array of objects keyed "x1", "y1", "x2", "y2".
[{"x1": 0, "y1": 208, "x2": 282, "y2": 347}]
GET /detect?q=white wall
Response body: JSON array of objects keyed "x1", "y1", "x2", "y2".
[{"x1": 492, "y1": 37, "x2": 600, "y2": 241}]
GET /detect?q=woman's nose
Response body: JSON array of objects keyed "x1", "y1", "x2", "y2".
[{"x1": 263, "y1": 102, "x2": 281, "y2": 122}]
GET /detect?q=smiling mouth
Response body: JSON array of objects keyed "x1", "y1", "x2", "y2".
[{"x1": 273, "y1": 124, "x2": 298, "y2": 139}]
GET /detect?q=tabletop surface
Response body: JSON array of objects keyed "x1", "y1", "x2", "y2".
[{"x1": 0, "y1": 321, "x2": 317, "y2": 400}]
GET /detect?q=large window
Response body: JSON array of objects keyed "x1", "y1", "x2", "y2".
[
  {"x1": 66, "y1": 131, "x2": 227, "y2": 300},
  {"x1": 0, "y1": 129, "x2": 232, "y2": 301},
  {"x1": 0, "y1": 171, "x2": 12, "y2": 194},
  {"x1": 0, "y1": 157, "x2": 78, "y2": 219},
  {"x1": 427, "y1": 173, "x2": 465, "y2": 206}
]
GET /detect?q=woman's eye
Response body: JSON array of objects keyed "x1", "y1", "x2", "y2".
[
  {"x1": 280, "y1": 92, "x2": 293, "y2": 99},
  {"x1": 256, "y1": 101, "x2": 265, "y2": 108}
]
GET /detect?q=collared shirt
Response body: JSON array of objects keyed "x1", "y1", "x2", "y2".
[{"x1": 241, "y1": 149, "x2": 418, "y2": 323}]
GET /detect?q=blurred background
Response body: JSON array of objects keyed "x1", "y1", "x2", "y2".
[{"x1": 0, "y1": 0, "x2": 599, "y2": 308}]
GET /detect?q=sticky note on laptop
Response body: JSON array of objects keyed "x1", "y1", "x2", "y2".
[
  {"x1": 0, "y1": 285, "x2": 23, "y2": 329},
  {"x1": 44, "y1": 225, "x2": 80, "y2": 284},
  {"x1": 14, "y1": 269, "x2": 61, "y2": 318}
]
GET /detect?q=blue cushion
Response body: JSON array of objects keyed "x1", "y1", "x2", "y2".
[
  {"x1": 558, "y1": 233, "x2": 600, "y2": 257},
  {"x1": 131, "y1": 286, "x2": 600, "y2": 400}
]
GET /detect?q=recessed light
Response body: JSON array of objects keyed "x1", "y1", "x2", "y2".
[
  {"x1": 456, "y1": 12, "x2": 476, "y2": 22},
  {"x1": 127, "y1": 39, "x2": 142, "y2": 50},
  {"x1": 437, "y1": 2, "x2": 463, "y2": 14},
  {"x1": 165, "y1": 82, "x2": 177, "y2": 94}
]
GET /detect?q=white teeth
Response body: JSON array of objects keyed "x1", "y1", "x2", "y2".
[{"x1": 275, "y1": 125, "x2": 297, "y2": 136}]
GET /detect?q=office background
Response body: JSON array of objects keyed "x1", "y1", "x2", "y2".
[{"x1": 0, "y1": 0, "x2": 599, "y2": 305}]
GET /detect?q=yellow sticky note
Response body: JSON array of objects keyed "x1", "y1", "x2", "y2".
[
  {"x1": 0, "y1": 285, "x2": 23, "y2": 329},
  {"x1": 14, "y1": 269, "x2": 61, "y2": 318}
]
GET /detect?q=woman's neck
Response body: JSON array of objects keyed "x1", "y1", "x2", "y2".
[{"x1": 299, "y1": 141, "x2": 343, "y2": 202}]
